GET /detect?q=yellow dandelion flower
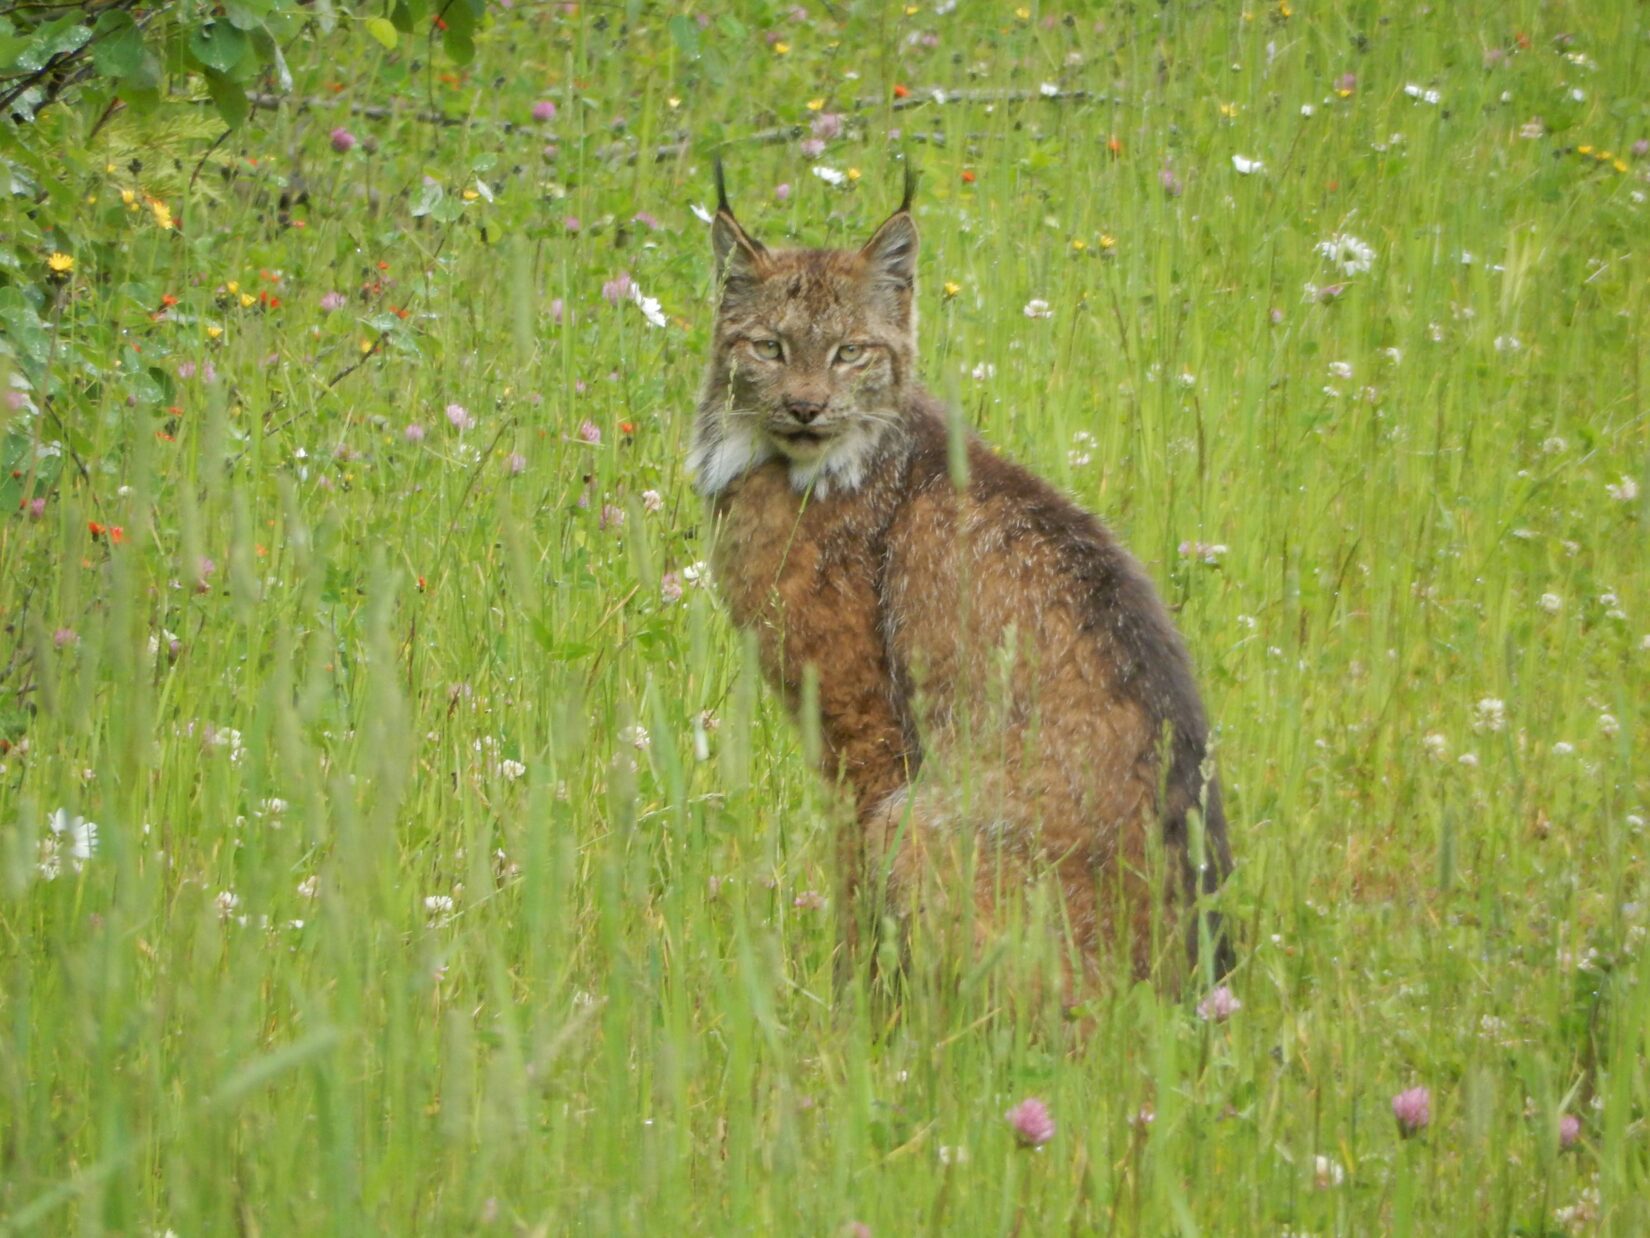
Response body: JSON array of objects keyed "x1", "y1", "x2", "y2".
[
  {"x1": 1596, "y1": 150, "x2": 1612, "y2": 161},
  {"x1": 1098, "y1": 233, "x2": 1117, "y2": 249},
  {"x1": 905, "y1": 4, "x2": 920, "y2": 14},
  {"x1": 47, "y1": 251, "x2": 75, "y2": 274},
  {"x1": 359, "y1": 338, "x2": 374, "y2": 353},
  {"x1": 807, "y1": 98, "x2": 825, "y2": 112},
  {"x1": 240, "y1": 292, "x2": 256, "y2": 308},
  {"x1": 462, "y1": 187, "x2": 479, "y2": 201},
  {"x1": 1219, "y1": 101, "x2": 1239, "y2": 119},
  {"x1": 150, "y1": 198, "x2": 174, "y2": 229},
  {"x1": 1071, "y1": 238, "x2": 1087, "y2": 252},
  {"x1": 1614, "y1": 159, "x2": 1629, "y2": 172},
  {"x1": 1014, "y1": 6, "x2": 1030, "y2": 19},
  {"x1": 120, "y1": 188, "x2": 136, "y2": 206},
  {"x1": 942, "y1": 281, "x2": 961, "y2": 298},
  {"x1": 226, "y1": 280, "x2": 239, "y2": 294},
  {"x1": 1335, "y1": 87, "x2": 1353, "y2": 98},
  {"x1": 1277, "y1": 0, "x2": 1291, "y2": 15},
  {"x1": 773, "y1": 41, "x2": 790, "y2": 54},
  {"x1": 206, "y1": 325, "x2": 223, "y2": 340},
  {"x1": 1578, "y1": 144, "x2": 1593, "y2": 155},
  {"x1": 847, "y1": 167, "x2": 862, "y2": 181}
]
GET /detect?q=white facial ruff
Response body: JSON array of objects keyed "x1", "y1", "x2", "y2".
[{"x1": 689, "y1": 419, "x2": 884, "y2": 500}]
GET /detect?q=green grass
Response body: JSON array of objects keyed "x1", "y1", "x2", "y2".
[{"x1": 2, "y1": 2, "x2": 1648, "y2": 1232}]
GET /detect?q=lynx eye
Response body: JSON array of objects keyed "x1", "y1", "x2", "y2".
[
  {"x1": 751, "y1": 338, "x2": 782, "y2": 361},
  {"x1": 834, "y1": 343, "x2": 865, "y2": 365}
]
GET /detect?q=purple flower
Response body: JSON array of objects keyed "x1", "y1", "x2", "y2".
[
  {"x1": 661, "y1": 571, "x2": 684, "y2": 605},
  {"x1": 793, "y1": 889, "x2": 826, "y2": 909},
  {"x1": 578, "y1": 419, "x2": 602, "y2": 445},
  {"x1": 26, "y1": 496, "x2": 46, "y2": 519},
  {"x1": 599, "y1": 503, "x2": 625, "y2": 531},
  {"x1": 632, "y1": 211, "x2": 662, "y2": 231},
  {"x1": 1007, "y1": 1098, "x2": 1055, "y2": 1148},
  {"x1": 330, "y1": 127, "x2": 356, "y2": 154},
  {"x1": 1632, "y1": 139, "x2": 1650, "y2": 158},
  {"x1": 445, "y1": 403, "x2": 475, "y2": 431},
  {"x1": 542, "y1": 143, "x2": 560, "y2": 161},
  {"x1": 1158, "y1": 165, "x2": 1183, "y2": 197},
  {"x1": 1268, "y1": 307, "x2": 1285, "y2": 325},
  {"x1": 203, "y1": 362, "x2": 217, "y2": 383},
  {"x1": 562, "y1": 215, "x2": 582, "y2": 234},
  {"x1": 177, "y1": 360, "x2": 197, "y2": 380},
  {"x1": 320, "y1": 291, "x2": 347, "y2": 312},
  {"x1": 775, "y1": 182, "x2": 792, "y2": 202},
  {"x1": 532, "y1": 99, "x2": 558, "y2": 123},
  {"x1": 1196, "y1": 985, "x2": 1242, "y2": 1022},
  {"x1": 549, "y1": 297, "x2": 565, "y2": 325},
  {"x1": 1392, "y1": 1086, "x2": 1431, "y2": 1138},
  {"x1": 403, "y1": 423, "x2": 426, "y2": 442},
  {"x1": 505, "y1": 452, "x2": 527, "y2": 476},
  {"x1": 1559, "y1": 1114, "x2": 1581, "y2": 1150},
  {"x1": 799, "y1": 138, "x2": 826, "y2": 158},
  {"x1": 602, "y1": 272, "x2": 635, "y2": 305},
  {"x1": 1333, "y1": 72, "x2": 1357, "y2": 96},
  {"x1": 811, "y1": 112, "x2": 844, "y2": 140},
  {"x1": 53, "y1": 627, "x2": 78, "y2": 649}
]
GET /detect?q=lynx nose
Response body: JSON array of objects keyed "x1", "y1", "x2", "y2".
[{"x1": 784, "y1": 397, "x2": 826, "y2": 425}]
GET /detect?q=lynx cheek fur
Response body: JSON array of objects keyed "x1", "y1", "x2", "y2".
[{"x1": 691, "y1": 167, "x2": 1233, "y2": 987}]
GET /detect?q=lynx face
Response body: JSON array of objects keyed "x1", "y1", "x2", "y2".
[{"x1": 690, "y1": 187, "x2": 919, "y2": 498}]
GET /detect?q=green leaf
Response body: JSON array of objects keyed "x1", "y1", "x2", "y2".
[
  {"x1": 222, "y1": 0, "x2": 274, "y2": 32},
  {"x1": 365, "y1": 17, "x2": 398, "y2": 49},
  {"x1": 9, "y1": 14, "x2": 92, "y2": 73},
  {"x1": 91, "y1": 12, "x2": 144, "y2": 79},
  {"x1": 409, "y1": 180, "x2": 443, "y2": 218},
  {"x1": 390, "y1": 0, "x2": 423, "y2": 35},
  {"x1": 204, "y1": 69, "x2": 250, "y2": 129},
  {"x1": 667, "y1": 14, "x2": 700, "y2": 58},
  {"x1": 442, "y1": 27, "x2": 474, "y2": 65},
  {"x1": 190, "y1": 22, "x2": 249, "y2": 74}
]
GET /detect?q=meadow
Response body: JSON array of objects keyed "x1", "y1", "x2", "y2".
[{"x1": 2, "y1": 1, "x2": 1648, "y2": 1232}]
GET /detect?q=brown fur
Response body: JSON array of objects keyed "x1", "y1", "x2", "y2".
[{"x1": 692, "y1": 173, "x2": 1232, "y2": 993}]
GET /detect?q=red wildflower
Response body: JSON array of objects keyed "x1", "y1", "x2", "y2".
[{"x1": 893, "y1": 83, "x2": 910, "y2": 99}]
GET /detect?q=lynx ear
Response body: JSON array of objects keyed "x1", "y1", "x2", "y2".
[
  {"x1": 711, "y1": 159, "x2": 769, "y2": 287},
  {"x1": 860, "y1": 165, "x2": 919, "y2": 293}
]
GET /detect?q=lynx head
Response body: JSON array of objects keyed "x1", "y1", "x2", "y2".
[{"x1": 690, "y1": 164, "x2": 919, "y2": 498}]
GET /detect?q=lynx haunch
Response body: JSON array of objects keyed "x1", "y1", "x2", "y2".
[{"x1": 690, "y1": 166, "x2": 1232, "y2": 989}]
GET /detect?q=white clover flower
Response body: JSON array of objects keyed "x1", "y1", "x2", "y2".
[
  {"x1": 1473, "y1": 697, "x2": 1507, "y2": 733},
  {"x1": 215, "y1": 890, "x2": 241, "y2": 920},
  {"x1": 1599, "y1": 713, "x2": 1620, "y2": 738},
  {"x1": 1538, "y1": 592, "x2": 1563, "y2": 615},
  {"x1": 1314, "y1": 1155, "x2": 1345, "y2": 1188},
  {"x1": 641, "y1": 489, "x2": 664, "y2": 513},
  {"x1": 296, "y1": 876, "x2": 320, "y2": 900},
  {"x1": 1422, "y1": 733, "x2": 1449, "y2": 760},
  {"x1": 1328, "y1": 360, "x2": 1353, "y2": 379},
  {"x1": 1553, "y1": 741, "x2": 1576, "y2": 756},
  {"x1": 499, "y1": 758, "x2": 527, "y2": 781},
  {"x1": 810, "y1": 165, "x2": 846, "y2": 186},
  {"x1": 618, "y1": 724, "x2": 651, "y2": 751},
  {"x1": 1315, "y1": 232, "x2": 1376, "y2": 276},
  {"x1": 1023, "y1": 298, "x2": 1053, "y2": 319},
  {"x1": 970, "y1": 362, "x2": 996, "y2": 381},
  {"x1": 1231, "y1": 154, "x2": 1265, "y2": 174},
  {"x1": 1403, "y1": 83, "x2": 1442, "y2": 104},
  {"x1": 1458, "y1": 752, "x2": 1480, "y2": 767},
  {"x1": 681, "y1": 561, "x2": 709, "y2": 586},
  {"x1": 1605, "y1": 475, "x2": 1639, "y2": 502},
  {"x1": 1494, "y1": 334, "x2": 1522, "y2": 353}
]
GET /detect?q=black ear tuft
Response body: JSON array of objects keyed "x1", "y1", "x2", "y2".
[{"x1": 709, "y1": 160, "x2": 769, "y2": 285}]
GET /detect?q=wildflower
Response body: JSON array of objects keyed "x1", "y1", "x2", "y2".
[
  {"x1": 562, "y1": 215, "x2": 582, "y2": 233},
  {"x1": 641, "y1": 489, "x2": 664, "y2": 513},
  {"x1": 1039, "y1": 82, "x2": 1060, "y2": 98},
  {"x1": 1159, "y1": 165, "x2": 1183, "y2": 196},
  {"x1": 1314, "y1": 1155, "x2": 1345, "y2": 1188},
  {"x1": 793, "y1": 890, "x2": 827, "y2": 909},
  {"x1": 1494, "y1": 335, "x2": 1522, "y2": 353},
  {"x1": 1218, "y1": 101, "x2": 1239, "y2": 118},
  {"x1": 1422, "y1": 733, "x2": 1448, "y2": 760},
  {"x1": 1196, "y1": 984, "x2": 1242, "y2": 1021},
  {"x1": 600, "y1": 504, "x2": 625, "y2": 531},
  {"x1": 772, "y1": 40, "x2": 790, "y2": 54},
  {"x1": 424, "y1": 893, "x2": 455, "y2": 916},
  {"x1": 681, "y1": 561, "x2": 709, "y2": 586},
  {"x1": 631, "y1": 211, "x2": 661, "y2": 231},
  {"x1": 330, "y1": 127, "x2": 356, "y2": 153},
  {"x1": 661, "y1": 571, "x2": 684, "y2": 605},
  {"x1": 1006, "y1": 1098, "x2": 1055, "y2": 1148},
  {"x1": 1605, "y1": 475, "x2": 1639, "y2": 502},
  {"x1": 811, "y1": 112, "x2": 844, "y2": 140},
  {"x1": 532, "y1": 99, "x2": 557, "y2": 122},
  {"x1": 549, "y1": 297, "x2": 565, "y2": 324},
  {"x1": 630, "y1": 284, "x2": 668, "y2": 328},
  {"x1": 618, "y1": 723, "x2": 651, "y2": 750},
  {"x1": 215, "y1": 890, "x2": 241, "y2": 920},
  {"x1": 1538, "y1": 592, "x2": 1562, "y2": 615},
  {"x1": 1403, "y1": 84, "x2": 1441, "y2": 105},
  {"x1": 47, "y1": 809, "x2": 98, "y2": 872},
  {"x1": 445, "y1": 403, "x2": 475, "y2": 431},
  {"x1": 1023, "y1": 298, "x2": 1053, "y2": 319},
  {"x1": 942, "y1": 281, "x2": 961, "y2": 298},
  {"x1": 47, "y1": 251, "x2": 74, "y2": 276},
  {"x1": 602, "y1": 272, "x2": 635, "y2": 305},
  {"x1": 1473, "y1": 697, "x2": 1507, "y2": 733},
  {"x1": 1231, "y1": 154, "x2": 1264, "y2": 174},
  {"x1": 1553, "y1": 741, "x2": 1575, "y2": 756},
  {"x1": 297, "y1": 875, "x2": 320, "y2": 900},
  {"x1": 25, "y1": 497, "x2": 46, "y2": 519},
  {"x1": 1328, "y1": 360, "x2": 1353, "y2": 380},
  {"x1": 775, "y1": 182, "x2": 792, "y2": 202},
  {"x1": 1333, "y1": 72, "x2": 1356, "y2": 97},
  {"x1": 505, "y1": 452, "x2": 527, "y2": 476},
  {"x1": 578, "y1": 420, "x2": 602, "y2": 445},
  {"x1": 500, "y1": 758, "x2": 527, "y2": 780},
  {"x1": 1178, "y1": 540, "x2": 1228, "y2": 566},
  {"x1": 150, "y1": 198, "x2": 174, "y2": 229},
  {"x1": 1599, "y1": 713, "x2": 1619, "y2": 737},
  {"x1": 970, "y1": 362, "x2": 996, "y2": 381},
  {"x1": 1392, "y1": 1086, "x2": 1431, "y2": 1137},
  {"x1": 1559, "y1": 1114, "x2": 1581, "y2": 1150},
  {"x1": 404, "y1": 423, "x2": 426, "y2": 442},
  {"x1": 811, "y1": 164, "x2": 845, "y2": 186},
  {"x1": 1315, "y1": 233, "x2": 1376, "y2": 276}
]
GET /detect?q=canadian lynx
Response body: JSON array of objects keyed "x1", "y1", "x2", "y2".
[{"x1": 691, "y1": 166, "x2": 1232, "y2": 991}]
